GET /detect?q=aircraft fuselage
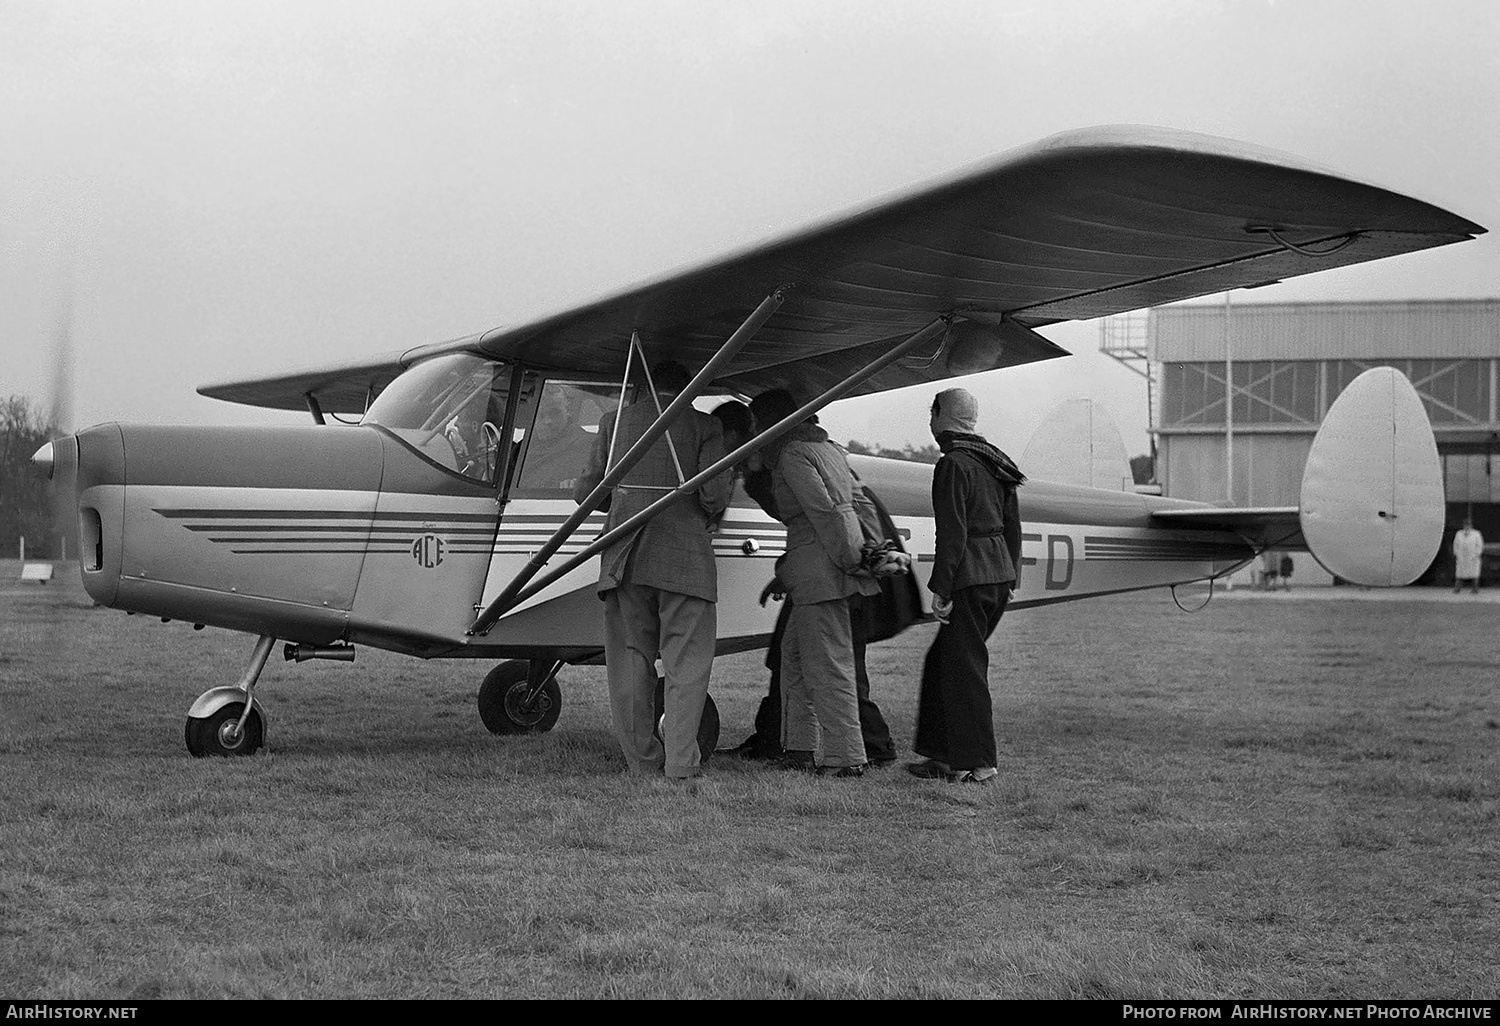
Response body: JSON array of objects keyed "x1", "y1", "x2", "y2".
[{"x1": 60, "y1": 421, "x2": 1250, "y2": 662}]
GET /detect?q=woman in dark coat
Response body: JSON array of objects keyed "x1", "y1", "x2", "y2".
[{"x1": 909, "y1": 387, "x2": 1025, "y2": 785}]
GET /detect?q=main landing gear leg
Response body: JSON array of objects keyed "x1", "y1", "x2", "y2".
[{"x1": 184, "y1": 634, "x2": 274, "y2": 757}]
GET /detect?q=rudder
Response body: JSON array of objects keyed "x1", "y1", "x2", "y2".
[{"x1": 1299, "y1": 368, "x2": 1443, "y2": 586}]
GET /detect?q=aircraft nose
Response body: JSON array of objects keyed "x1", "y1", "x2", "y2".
[{"x1": 32, "y1": 441, "x2": 55, "y2": 478}]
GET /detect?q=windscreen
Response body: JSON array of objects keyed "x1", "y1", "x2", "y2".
[{"x1": 365, "y1": 353, "x2": 513, "y2": 484}]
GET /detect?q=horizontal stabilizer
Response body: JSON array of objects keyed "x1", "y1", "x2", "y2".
[{"x1": 1149, "y1": 506, "x2": 1303, "y2": 549}]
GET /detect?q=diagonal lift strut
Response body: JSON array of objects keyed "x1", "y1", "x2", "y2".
[
  {"x1": 468, "y1": 287, "x2": 792, "y2": 634},
  {"x1": 468, "y1": 313, "x2": 956, "y2": 636}
]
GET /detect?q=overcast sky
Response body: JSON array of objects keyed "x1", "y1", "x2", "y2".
[{"x1": 3, "y1": 0, "x2": 1497, "y2": 456}]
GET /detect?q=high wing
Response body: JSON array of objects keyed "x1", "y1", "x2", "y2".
[
  {"x1": 200, "y1": 125, "x2": 1483, "y2": 414},
  {"x1": 201, "y1": 351, "x2": 414, "y2": 417}
]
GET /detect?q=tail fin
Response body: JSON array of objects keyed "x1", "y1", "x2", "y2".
[
  {"x1": 1021, "y1": 398, "x2": 1135, "y2": 491},
  {"x1": 1300, "y1": 367, "x2": 1443, "y2": 586}
]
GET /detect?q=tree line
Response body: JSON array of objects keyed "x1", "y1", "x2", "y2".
[
  {"x1": 844, "y1": 439, "x2": 942, "y2": 464},
  {"x1": 0, "y1": 395, "x2": 66, "y2": 559}
]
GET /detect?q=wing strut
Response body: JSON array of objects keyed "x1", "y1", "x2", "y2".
[
  {"x1": 608, "y1": 332, "x2": 687, "y2": 487},
  {"x1": 468, "y1": 313, "x2": 954, "y2": 635},
  {"x1": 468, "y1": 286, "x2": 793, "y2": 634},
  {"x1": 637, "y1": 350, "x2": 688, "y2": 487}
]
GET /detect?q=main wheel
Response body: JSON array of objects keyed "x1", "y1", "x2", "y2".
[
  {"x1": 185, "y1": 702, "x2": 265, "y2": 757},
  {"x1": 653, "y1": 679, "x2": 720, "y2": 764},
  {"x1": 478, "y1": 660, "x2": 562, "y2": 735}
]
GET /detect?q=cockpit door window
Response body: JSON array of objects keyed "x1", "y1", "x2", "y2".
[{"x1": 513, "y1": 380, "x2": 627, "y2": 496}]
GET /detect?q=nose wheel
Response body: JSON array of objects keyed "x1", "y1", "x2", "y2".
[
  {"x1": 185, "y1": 702, "x2": 265, "y2": 757},
  {"x1": 184, "y1": 634, "x2": 274, "y2": 757}
]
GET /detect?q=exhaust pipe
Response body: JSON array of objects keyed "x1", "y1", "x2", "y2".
[{"x1": 284, "y1": 643, "x2": 356, "y2": 663}]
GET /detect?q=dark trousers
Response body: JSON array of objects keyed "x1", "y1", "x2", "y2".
[
  {"x1": 742, "y1": 593, "x2": 896, "y2": 761},
  {"x1": 914, "y1": 584, "x2": 1009, "y2": 771}
]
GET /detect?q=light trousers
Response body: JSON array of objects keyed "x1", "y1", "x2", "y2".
[
  {"x1": 780, "y1": 597, "x2": 867, "y2": 768},
  {"x1": 603, "y1": 583, "x2": 715, "y2": 778}
]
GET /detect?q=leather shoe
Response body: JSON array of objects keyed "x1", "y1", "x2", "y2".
[
  {"x1": 719, "y1": 738, "x2": 781, "y2": 761},
  {"x1": 772, "y1": 750, "x2": 815, "y2": 771},
  {"x1": 814, "y1": 763, "x2": 866, "y2": 778},
  {"x1": 905, "y1": 759, "x2": 954, "y2": 780},
  {"x1": 950, "y1": 770, "x2": 994, "y2": 785}
]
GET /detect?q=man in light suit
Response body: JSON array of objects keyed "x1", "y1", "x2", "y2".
[{"x1": 574, "y1": 360, "x2": 732, "y2": 780}]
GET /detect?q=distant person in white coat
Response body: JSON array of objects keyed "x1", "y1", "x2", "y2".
[{"x1": 1452, "y1": 518, "x2": 1484, "y2": 594}]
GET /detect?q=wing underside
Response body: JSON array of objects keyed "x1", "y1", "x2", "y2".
[{"x1": 200, "y1": 125, "x2": 1483, "y2": 413}]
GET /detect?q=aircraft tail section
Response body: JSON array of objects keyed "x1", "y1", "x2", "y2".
[
  {"x1": 1021, "y1": 398, "x2": 1136, "y2": 492},
  {"x1": 1299, "y1": 367, "x2": 1444, "y2": 586}
]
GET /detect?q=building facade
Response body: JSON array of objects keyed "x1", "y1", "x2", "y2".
[{"x1": 1102, "y1": 298, "x2": 1500, "y2": 583}]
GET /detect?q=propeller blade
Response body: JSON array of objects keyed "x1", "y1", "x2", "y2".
[{"x1": 45, "y1": 263, "x2": 77, "y2": 561}]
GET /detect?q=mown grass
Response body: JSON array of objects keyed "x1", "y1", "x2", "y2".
[{"x1": 1, "y1": 563, "x2": 1496, "y2": 999}]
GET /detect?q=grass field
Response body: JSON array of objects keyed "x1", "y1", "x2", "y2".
[{"x1": 1, "y1": 562, "x2": 1496, "y2": 999}]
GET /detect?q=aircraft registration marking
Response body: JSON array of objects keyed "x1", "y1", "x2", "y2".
[{"x1": 911, "y1": 526, "x2": 1252, "y2": 597}]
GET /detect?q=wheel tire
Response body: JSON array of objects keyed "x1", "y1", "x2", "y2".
[
  {"x1": 185, "y1": 702, "x2": 264, "y2": 758},
  {"x1": 478, "y1": 660, "x2": 562, "y2": 735},
  {"x1": 652, "y1": 678, "x2": 720, "y2": 765}
]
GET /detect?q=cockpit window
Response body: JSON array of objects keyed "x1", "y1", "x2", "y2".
[
  {"x1": 514, "y1": 380, "x2": 625, "y2": 495},
  {"x1": 365, "y1": 353, "x2": 515, "y2": 484}
]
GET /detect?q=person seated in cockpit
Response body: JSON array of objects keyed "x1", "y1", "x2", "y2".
[
  {"x1": 522, "y1": 388, "x2": 598, "y2": 490},
  {"x1": 443, "y1": 396, "x2": 499, "y2": 480}
]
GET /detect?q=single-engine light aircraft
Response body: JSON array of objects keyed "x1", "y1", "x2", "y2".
[{"x1": 33, "y1": 126, "x2": 1483, "y2": 757}]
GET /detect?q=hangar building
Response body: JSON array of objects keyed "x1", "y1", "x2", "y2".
[{"x1": 1101, "y1": 298, "x2": 1499, "y2": 584}]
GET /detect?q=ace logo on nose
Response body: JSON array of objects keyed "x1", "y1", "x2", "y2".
[{"x1": 411, "y1": 534, "x2": 446, "y2": 568}]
